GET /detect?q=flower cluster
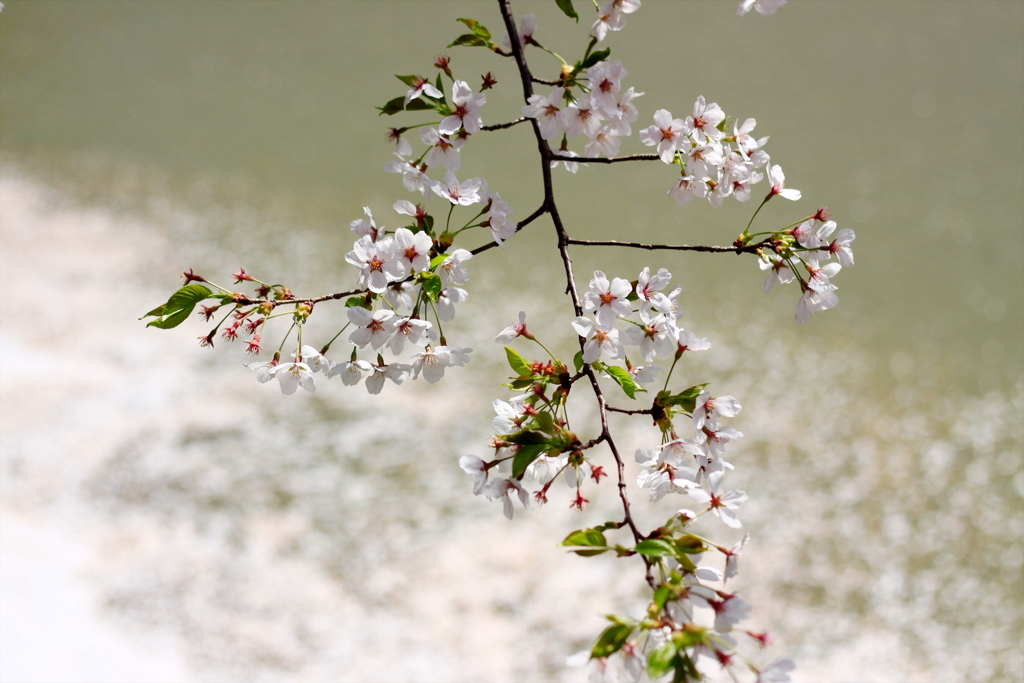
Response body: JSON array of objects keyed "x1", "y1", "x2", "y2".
[
  {"x1": 639, "y1": 97, "x2": 776, "y2": 208},
  {"x1": 755, "y1": 207, "x2": 857, "y2": 322},
  {"x1": 522, "y1": 59, "x2": 642, "y2": 171}
]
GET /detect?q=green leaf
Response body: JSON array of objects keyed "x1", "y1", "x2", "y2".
[
  {"x1": 504, "y1": 346, "x2": 533, "y2": 377},
  {"x1": 591, "y1": 623, "x2": 632, "y2": 658},
  {"x1": 376, "y1": 96, "x2": 406, "y2": 116},
  {"x1": 659, "y1": 383, "x2": 708, "y2": 413},
  {"x1": 533, "y1": 410, "x2": 556, "y2": 435},
  {"x1": 377, "y1": 93, "x2": 438, "y2": 117},
  {"x1": 562, "y1": 527, "x2": 608, "y2": 549},
  {"x1": 635, "y1": 539, "x2": 679, "y2": 559},
  {"x1": 419, "y1": 272, "x2": 442, "y2": 302},
  {"x1": 511, "y1": 443, "x2": 546, "y2": 479},
  {"x1": 652, "y1": 585, "x2": 671, "y2": 610},
  {"x1": 456, "y1": 18, "x2": 492, "y2": 40},
  {"x1": 448, "y1": 33, "x2": 490, "y2": 48},
  {"x1": 405, "y1": 98, "x2": 436, "y2": 112},
  {"x1": 505, "y1": 430, "x2": 550, "y2": 446},
  {"x1": 563, "y1": 528, "x2": 610, "y2": 557},
  {"x1": 554, "y1": 0, "x2": 579, "y2": 21},
  {"x1": 345, "y1": 295, "x2": 371, "y2": 309},
  {"x1": 142, "y1": 284, "x2": 213, "y2": 330},
  {"x1": 579, "y1": 47, "x2": 610, "y2": 70},
  {"x1": 604, "y1": 364, "x2": 645, "y2": 400},
  {"x1": 647, "y1": 642, "x2": 679, "y2": 679},
  {"x1": 573, "y1": 350, "x2": 584, "y2": 372},
  {"x1": 395, "y1": 74, "x2": 420, "y2": 88},
  {"x1": 429, "y1": 253, "x2": 449, "y2": 269},
  {"x1": 506, "y1": 378, "x2": 534, "y2": 391}
]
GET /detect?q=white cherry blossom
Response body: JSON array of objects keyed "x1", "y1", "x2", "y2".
[
  {"x1": 459, "y1": 455, "x2": 489, "y2": 495},
  {"x1": 587, "y1": 59, "x2": 626, "y2": 116},
  {"x1": 403, "y1": 75, "x2": 442, "y2": 107},
  {"x1": 766, "y1": 163, "x2": 801, "y2": 201},
  {"x1": 483, "y1": 477, "x2": 531, "y2": 520},
  {"x1": 676, "y1": 328, "x2": 711, "y2": 353},
  {"x1": 387, "y1": 317, "x2": 431, "y2": 355},
  {"x1": 609, "y1": 86, "x2": 643, "y2": 136},
  {"x1": 521, "y1": 87, "x2": 567, "y2": 140},
  {"x1": 347, "y1": 307, "x2": 398, "y2": 350},
  {"x1": 437, "y1": 248, "x2": 473, "y2": 287},
  {"x1": 824, "y1": 227, "x2": 856, "y2": 267},
  {"x1": 738, "y1": 0, "x2": 786, "y2": 16},
  {"x1": 757, "y1": 660, "x2": 796, "y2": 683},
  {"x1": 492, "y1": 398, "x2": 526, "y2": 434},
  {"x1": 270, "y1": 361, "x2": 316, "y2": 395},
  {"x1": 582, "y1": 270, "x2": 633, "y2": 329},
  {"x1": 712, "y1": 594, "x2": 752, "y2": 631},
  {"x1": 327, "y1": 359, "x2": 372, "y2": 386},
  {"x1": 410, "y1": 345, "x2": 450, "y2": 383},
  {"x1": 297, "y1": 345, "x2": 332, "y2": 374},
  {"x1": 733, "y1": 117, "x2": 768, "y2": 156},
  {"x1": 628, "y1": 363, "x2": 660, "y2": 385},
  {"x1": 383, "y1": 157, "x2": 432, "y2": 196},
  {"x1": 350, "y1": 206, "x2": 381, "y2": 241},
  {"x1": 494, "y1": 311, "x2": 530, "y2": 344},
  {"x1": 549, "y1": 149, "x2": 582, "y2": 173},
  {"x1": 687, "y1": 469, "x2": 747, "y2": 529},
  {"x1": 683, "y1": 96, "x2": 726, "y2": 145},
  {"x1": 640, "y1": 109, "x2": 685, "y2": 164},
  {"x1": 436, "y1": 287, "x2": 468, "y2": 322},
  {"x1": 759, "y1": 252, "x2": 796, "y2": 293},
  {"x1": 693, "y1": 391, "x2": 742, "y2": 430},
  {"x1": 668, "y1": 174, "x2": 708, "y2": 206},
  {"x1": 795, "y1": 287, "x2": 838, "y2": 323},
  {"x1": 420, "y1": 127, "x2": 462, "y2": 172},
  {"x1": 584, "y1": 125, "x2": 621, "y2": 158},
  {"x1": 439, "y1": 80, "x2": 485, "y2": 135},
  {"x1": 562, "y1": 93, "x2": 604, "y2": 138},
  {"x1": 246, "y1": 360, "x2": 277, "y2": 384},
  {"x1": 345, "y1": 234, "x2": 405, "y2": 294},
  {"x1": 591, "y1": 0, "x2": 641, "y2": 42},
  {"x1": 431, "y1": 172, "x2": 482, "y2": 206},
  {"x1": 571, "y1": 315, "x2": 624, "y2": 364},
  {"x1": 365, "y1": 362, "x2": 410, "y2": 394},
  {"x1": 393, "y1": 227, "x2": 432, "y2": 273}
]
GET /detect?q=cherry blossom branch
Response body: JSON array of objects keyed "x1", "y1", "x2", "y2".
[
  {"x1": 499, "y1": 0, "x2": 652, "y2": 587},
  {"x1": 232, "y1": 288, "x2": 365, "y2": 308},
  {"x1": 480, "y1": 117, "x2": 528, "y2": 131},
  {"x1": 606, "y1": 406, "x2": 654, "y2": 415},
  {"x1": 531, "y1": 76, "x2": 560, "y2": 86},
  {"x1": 566, "y1": 237, "x2": 775, "y2": 254},
  {"x1": 548, "y1": 152, "x2": 660, "y2": 164}
]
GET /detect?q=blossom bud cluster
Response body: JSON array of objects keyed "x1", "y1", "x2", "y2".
[{"x1": 757, "y1": 209, "x2": 857, "y2": 322}]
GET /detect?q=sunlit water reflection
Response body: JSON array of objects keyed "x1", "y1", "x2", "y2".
[{"x1": 1, "y1": 1, "x2": 1022, "y2": 682}]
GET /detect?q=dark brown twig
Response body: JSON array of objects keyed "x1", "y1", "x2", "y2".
[
  {"x1": 607, "y1": 406, "x2": 654, "y2": 415},
  {"x1": 548, "y1": 152, "x2": 660, "y2": 164},
  {"x1": 481, "y1": 117, "x2": 528, "y2": 131},
  {"x1": 498, "y1": 0, "x2": 653, "y2": 589},
  {"x1": 567, "y1": 238, "x2": 773, "y2": 254}
]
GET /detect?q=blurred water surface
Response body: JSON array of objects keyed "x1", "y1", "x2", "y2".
[{"x1": 1, "y1": 2, "x2": 1021, "y2": 682}]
